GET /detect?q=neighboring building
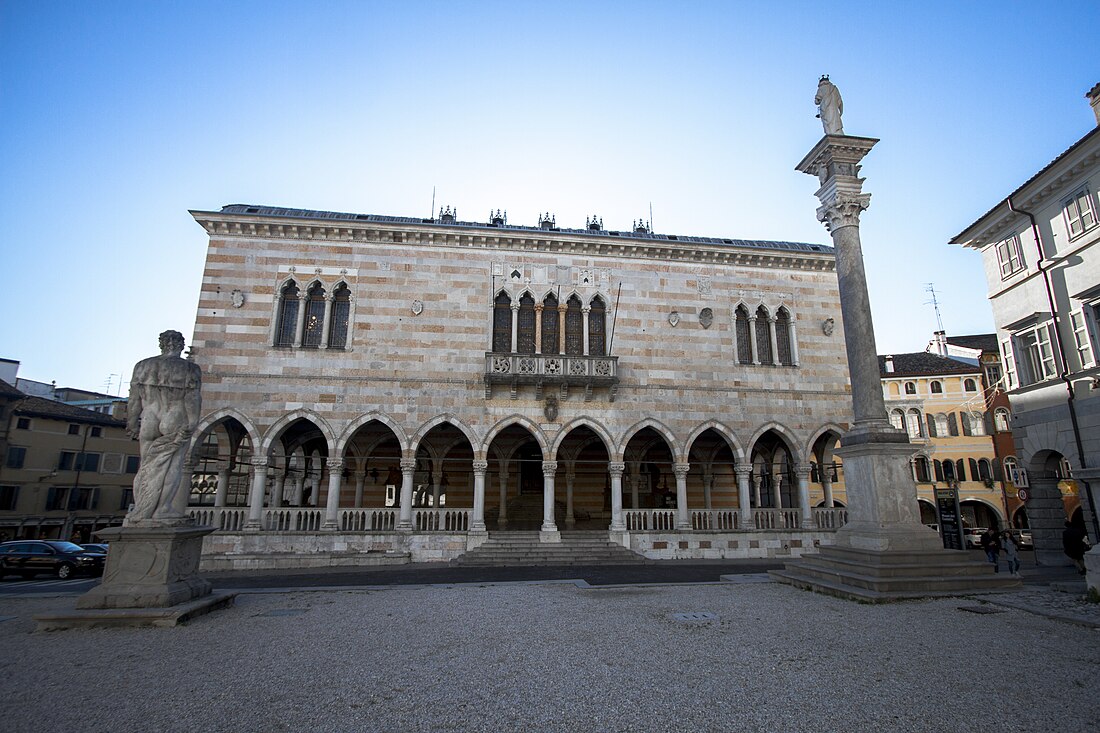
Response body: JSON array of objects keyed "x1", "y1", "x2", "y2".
[
  {"x1": 879, "y1": 352, "x2": 1004, "y2": 529},
  {"x1": 0, "y1": 382, "x2": 139, "y2": 542},
  {"x1": 185, "y1": 203, "x2": 853, "y2": 564},
  {"x1": 951, "y1": 84, "x2": 1100, "y2": 566}
]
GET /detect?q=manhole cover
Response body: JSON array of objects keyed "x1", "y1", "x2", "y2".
[
  {"x1": 671, "y1": 612, "x2": 719, "y2": 623},
  {"x1": 957, "y1": 605, "x2": 1003, "y2": 615},
  {"x1": 258, "y1": 608, "x2": 309, "y2": 617}
]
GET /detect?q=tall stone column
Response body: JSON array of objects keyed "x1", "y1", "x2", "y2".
[
  {"x1": 796, "y1": 463, "x2": 815, "y2": 529},
  {"x1": 822, "y1": 474, "x2": 835, "y2": 508},
  {"x1": 510, "y1": 302, "x2": 519, "y2": 353},
  {"x1": 397, "y1": 458, "x2": 416, "y2": 530},
  {"x1": 565, "y1": 469, "x2": 576, "y2": 528},
  {"x1": 471, "y1": 460, "x2": 488, "y2": 532},
  {"x1": 214, "y1": 468, "x2": 230, "y2": 508},
  {"x1": 767, "y1": 316, "x2": 780, "y2": 366},
  {"x1": 582, "y1": 306, "x2": 591, "y2": 355},
  {"x1": 736, "y1": 466, "x2": 754, "y2": 529},
  {"x1": 292, "y1": 475, "x2": 304, "y2": 506},
  {"x1": 318, "y1": 294, "x2": 333, "y2": 349},
  {"x1": 558, "y1": 304, "x2": 568, "y2": 354},
  {"x1": 498, "y1": 468, "x2": 509, "y2": 528},
  {"x1": 272, "y1": 471, "x2": 286, "y2": 508},
  {"x1": 748, "y1": 315, "x2": 760, "y2": 364},
  {"x1": 795, "y1": 132, "x2": 939, "y2": 552},
  {"x1": 773, "y1": 474, "x2": 784, "y2": 510},
  {"x1": 534, "y1": 304, "x2": 544, "y2": 354},
  {"x1": 353, "y1": 470, "x2": 365, "y2": 508},
  {"x1": 431, "y1": 470, "x2": 443, "y2": 509},
  {"x1": 244, "y1": 457, "x2": 269, "y2": 530},
  {"x1": 702, "y1": 470, "x2": 714, "y2": 510},
  {"x1": 609, "y1": 462, "x2": 626, "y2": 532},
  {"x1": 673, "y1": 463, "x2": 691, "y2": 530},
  {"x1": 323, "y1": 458, "x2": 344, "y2": 530},
  {"x1": 752, "y1": 474, "x2": 762, "y2": 508},
  {"x1": 540, "y1": 461, "x2": 560, "y2": 541},
  {"x1": 292, "y1": 293, "x2": 308, "y2": 348}
]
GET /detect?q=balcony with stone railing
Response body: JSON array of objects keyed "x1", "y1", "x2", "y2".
[{"x1": 484, "y1": 352, "x2": 619, "y2": 401}]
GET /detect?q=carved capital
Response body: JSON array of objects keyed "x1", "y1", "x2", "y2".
[
  {"x1": 794, "y1": 462, "x2": 813, "y2": 480},
  {"x1": 326, "y1": 458, "x2": 345, "y2": 471},
  {"x1": 673, "y1": 463, "x2": 690, "y2": 478},
  {"x1": 607, "y1": 461, "x2": 626, "y2": 477},
  {"x1": 400, "y1": 458, "x2": 417, "y2": 472},
  {"x1": 542, "y1": 461, "x2": 558, "y2": 477},
  {"x1": 472, "y1": 460, "x2": 489, "y2": 474},
  {"x1": 735, "y1": 465, "x2": 753, "y2": 479},
  {"x1": 816, "y1": 193, "x2": 871, "y2": 232},
  {"x1": 252, "y1": 457, "x2": 270, "y2": 469}
]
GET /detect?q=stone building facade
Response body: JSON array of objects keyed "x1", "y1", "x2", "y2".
[{"x1": 186, "y1": 204, "x2": 853, "y2": 566}]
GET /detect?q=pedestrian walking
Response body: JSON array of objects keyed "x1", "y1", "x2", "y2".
[
  {"x1": 980, "y1": 527, "x2": 1001, "y2": 572},
  {"x1": 1001, "y1": 530, "x2": 1021, "y2": 576},
  {"x1": 1062, "y1": 521, "x2": 1090, "y2": 575}
]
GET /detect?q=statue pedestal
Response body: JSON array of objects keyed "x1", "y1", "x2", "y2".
[{"x1": 36, "y1": 524, "x2": 235, "y2": 630}]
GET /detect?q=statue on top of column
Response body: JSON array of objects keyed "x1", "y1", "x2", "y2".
[
  {"x1": 815, "y1": 75, "x2": 844, "y2": 136},
  {"x1": 125, "y1": 330, "x2": 202, "y2": 525}
]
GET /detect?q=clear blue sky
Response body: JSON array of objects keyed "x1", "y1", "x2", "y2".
[{"x1": 2, "y1": 1, "x2": 1097, "y2": 393}]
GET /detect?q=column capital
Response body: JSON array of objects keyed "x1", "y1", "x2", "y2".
[
  {"x1": 542, "y1": 461, "x2": 558, "y2": 477},
  {"x1": 400, "y1": 458, "x2": 417, "y2": 472},
  {"x1": 794, "y1": 462, "x2": 813, "y2": 479},
  {"x1": 510, "y1": 302, "x2": 520, "y2": 312},
  {"x1": 326, "y1": 457, "x2": 345, "y2": 471},
  {"x1": 607, "y1": 461, "x2": 626, "y2": 476},
  {"x1": 472, "y1": 460, "x2": 489, "y2": 473},
  {"x1": 252, "y1": 457, "x2": 270, "y2": 469},
  {"x1": 816, "y1": 192, "x2": 871, "y2": 232},
  {"x1": 673, "y1": 463, "x2": 690, "y2": 478},
  {"x1": 735, "y1": 465, "x2": 753, "y2": 479},
  {"x1": 534, "y1": 304, "x2": 544, "y2": 313}
]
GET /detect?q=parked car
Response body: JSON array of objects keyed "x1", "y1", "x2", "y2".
[
  {"x1": 963, "y1": 527, "x2": 987, "y2": 549},
  {"x1": 80, "y1": 543, "x2": 109, "y2": 555},
  {"x1": 0, "y1": 540, "x2": 106, "y2": 579},
  {"x1": 1009, "y1": 529, "x2": 1034, "y2": 550}
]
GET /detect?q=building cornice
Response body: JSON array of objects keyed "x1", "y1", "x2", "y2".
[{"x1": 190, "y1": 210, "x2": 838, "y2": 273}]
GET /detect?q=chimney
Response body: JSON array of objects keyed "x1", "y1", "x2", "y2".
[
  {"x1": 1088, "y1": 82, "x2": 1100, "y2": 126},
  {"x1": 884, "y1": 355, "x2": 895, "y2": 373},
  {"x1": 934, "y1": 330, "x2": 948, "y2": 357}
]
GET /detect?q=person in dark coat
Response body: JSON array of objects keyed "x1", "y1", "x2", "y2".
[
  {"x1": 980, "y1": 527, "x2": 1002, "y2": 572},
  {"x1": 1063, "y1": 521, "x2": 1090, "y2": 574}
]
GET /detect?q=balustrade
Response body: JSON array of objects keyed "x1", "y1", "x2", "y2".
[
  {"x1": 339, "y1": 508, "x2": 397, "y2": 532},
  {"x1": 623, "y1": 509, "x2": 677, "y2": 531},
  {"x1": 264, "y1": 508, "x2": 324, "y2": 532},
  {"x1": 413, "y1": 508, "x2": 471, "y2": 532},
  {"x1": 752, "y1": 508, "x2": 802, "y2": 530},
  {"x1": 187, "y1": 507, "x2": 248, "y2": 531},
  {"x1": 812, "y1": 507, "x2": 849, "y2": 529},
  {"x1": 691, "y1": 509, "x2": 740, "y2": 531}
]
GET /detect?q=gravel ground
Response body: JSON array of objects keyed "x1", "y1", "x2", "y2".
[{"x1": 2, "y1": 583, "x2": 1098, "y2": 733}]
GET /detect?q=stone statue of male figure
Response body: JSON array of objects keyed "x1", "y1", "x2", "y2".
[
  {"x1": 815, "y1": 75, "x2": 844, "y2": 136},
  {"x1": 126, "y1": 330, "x2": 202, "y2": 525}
]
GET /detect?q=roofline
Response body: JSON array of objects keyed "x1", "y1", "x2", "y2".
[{"x1": 950, "y1": 125, "x2": 1100, "y2": 247}]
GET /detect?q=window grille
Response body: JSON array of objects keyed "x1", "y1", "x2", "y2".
[
  {"x1": 302, "y1": 282, "x2": 326, "y2": 347},
  {"x1": 735, "y1": 307, "x2": 752, "y2": 364},
  {"x1": 565, "y1": 296, "x2": 584, "y2": 355},
  {"x1": 493, "y1": 293, "x2": 511, "y2": 353},
  {"x1": 328, "y1": 284, "x2": 350, "y2": 348},
  {"x1": 517, "y1": 293, "x2": 536, "y2": 354},
  {"x1": 541, "y1": 294, "x2": 559, "y2": 354},
  {"x1": 589, "y1": 297, "x2": 606, "y2": 356},
  {"x1": 775, "y1": 309, "x2": 792, "y2": 365},
  {"x1": 754, "y1": 307, "x2": 772, "y2": 364},
  {"x1": 275, "y1": 280, "x2": 300, "y2": 346}
]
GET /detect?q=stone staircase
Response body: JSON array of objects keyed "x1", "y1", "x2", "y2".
[
  {"x1": 770, "y1": 546, "x2": 1022, "y2": 602},
  {"x1": 452, "y1": 531, "x2": 651, "y2": 566}
]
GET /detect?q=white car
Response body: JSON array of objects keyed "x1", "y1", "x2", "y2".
[{"x1": 963, "y1": 527, "x2": 987, "y2": 549}]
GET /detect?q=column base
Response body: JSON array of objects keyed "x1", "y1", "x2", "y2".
[
  {"x1": 470, "y1": 521, "x2": 486, "y2": 532},
  {"x1": 242, "y1": 520, "x2": 262, "y2": 531},
  {"x1": 321, "y1": 521, "x2": 339, "y2": 531},
  {"x1": 540, "y1": 529, "x2": 561, "y2": 543}
]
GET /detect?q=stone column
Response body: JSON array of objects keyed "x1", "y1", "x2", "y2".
[
  {"x1": 768, "y1": 316, "x2": 780, "y2": 366},
  {"x1": 318, "y1": 294, "x2": 333, "y2": 349},
  {"x1": 789, "y1": 320, "x2": 801, "y2": 366},
  {"x1": 292, "y1": 293, "x2": 308, "y2": 348},
  {"x1": 498, "y1": 467, "x2": 509, "y2": 528},
  {"x1": 397, "y1": 458, "x2": 416, "y2": 530},
  {"x1": 582, "y1": 306, "x2": 591, "y2": 355},
  {"x1": 736, "y1": 466, "x2": 754, "y2": 529},
  {"x1": 609, "y1": 462, "x2": 626, "y2": 532},
  {"x1": 796, "y1": 462, "x2": 815, "y2": 529},
  {"x1": 292, "y1": 475, "x2": 304, "y2": 506},
  {"x1": 702, "y1": 470, "x2": 714, "y2": 510},
  {"x1": 273, "y1": 471, "x2": 287, "y2": 508},
  {"x1": 822, "y1": 474, "x2": 835, "y2": 508},
  {"x1": 244, "y1": 457, "x2": 269, "y2": 530},
  {"x1": 558, "y1": 304, "x2": 567, "y2": 354},
  {"x1": 796, "y1": 133, "x2": 938, "y2": 551},
  {"x1": 510, "y1": 302, "x2": 519, "y2": 353},
  {"x1": 565, "y1": 469, "x2": 576, "y2": 528},
  {"x1": 673, "y1": 463, "x2": 691, "y2": 530},
  {"x1": 534, "y1": 304, "x2": 543, "y2": 354},
  {"x1": 353, "y1": 470, "x2": 366, "y2": 508},
  {"x1": 748, "y1": 315, "x2": 760, "y2": 365},
  {"x1": 541, "y1": 461, "x2": 560, "y2": 540},
  {"x1": 471, "y1": 460, "x2": 488, "y2": 532},
  {"x1": 432, "y1": 470, "x2": 443, "y2": 509},
  {"x1": 773, "y1": 473, "x2": 784, "y2": 509},
  {"x1": 214, "y1": 468, "x2": 230, "y2": 508},
  {"x1": 323, "y1": 457, "x2": 344, "y2": 530},
  {"x1": 752, "y1": 474, "x2": 762, "y2": 508},
  {"x1": 631, "y1": 471, "x2": 641, "y2": 510}
]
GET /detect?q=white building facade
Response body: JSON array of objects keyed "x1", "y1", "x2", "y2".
[
  {"x1": 186, "y1": 204, "x2": 853, "y2": 567},
  {"x1": 951, "y1": 85, "x2": 1100, "y2": 570}
]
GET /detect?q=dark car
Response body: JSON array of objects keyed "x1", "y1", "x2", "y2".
[
  {"x1": 0, "y1": 540, "x2": 106, "y2": 579},
  {"x1": 80, "y1": 543, "x2": 109, "y2": 555}
]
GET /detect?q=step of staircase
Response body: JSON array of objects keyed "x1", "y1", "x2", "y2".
[{"x1": 452, "y1": 531, "x2": 650, "y2": 566}]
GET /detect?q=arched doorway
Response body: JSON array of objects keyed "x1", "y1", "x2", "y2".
[
  {"x1": 486, "y1": 424, "x2": 546, "y2": 530},
  {"x1": 623, "y1": 426, "x2": 679, "y2": 529},
  {"x1": 555, "y1": 425, "x2": 612, "y2": 529},
  {"x1": 1026, "y1": 449, "x2": 1082, "y2": 567},
  {"x1": 686, "y1": 428, "x2": 740, "y2": 529}
]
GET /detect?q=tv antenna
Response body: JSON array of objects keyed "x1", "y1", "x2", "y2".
[{"x1": 924, "y1": 283, "x2": 945, "y2": 333}]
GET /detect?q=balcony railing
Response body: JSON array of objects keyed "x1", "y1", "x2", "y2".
[{"x1": 484, "y1": 352, "x2": 619, "y2": 400}]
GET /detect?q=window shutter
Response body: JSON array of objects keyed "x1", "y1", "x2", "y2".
[
  {"x1": 956, "y1": 459, "x2": 966, "y2": 481},
  {"x1": 948, "y1": 413, "x2": 959, "y2": 437},
  {"x1": 960, "y1": 413, "x2": 971, "y2": 436},
  {"x1": 926, "y1": 414, "x2": 937, "y2": 437},
  {"x1": 934, "y1": 460, "x2": 944, "y2": 482},
  {"x1": 993, "y1": 461, "x2": 1004, "y2": 481},
  {"x1": 969, "y1": 458, "x2": 979, "y2": 480}
]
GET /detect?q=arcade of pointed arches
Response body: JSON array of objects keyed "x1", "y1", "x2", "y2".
[{"x1": 185, "y1": 411, "x2": 848, "y2": 534}]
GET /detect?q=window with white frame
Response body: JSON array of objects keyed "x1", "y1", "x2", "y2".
[
  {"x1": 995, "y1": 234, "x2": 1026, "y2": 278},
  {"x1": 1013, "y1": 322, "x2": 1058, "y2": 385},
  {"x1": 1000, "y1": 338, "x2": 1017, "y2": 388},
  {"x1": 994, "y1": 407, "x2": 1010, "y2": 432},
  {"x1": 905, "y1": 409, "x2": 923, "y2": 439},
  {"x1": 1063, "y1": 187, "x2": 1097, "y2": 239},
  {"x1": 904, "y1": 381, "x2": 917, "y2": 395},
  {"x1": 1070, "y1": 309, "x2": 1096, "y2": 368},
  {"x1": 930, "y1": 380, "x2": 943, "y2": 394}
]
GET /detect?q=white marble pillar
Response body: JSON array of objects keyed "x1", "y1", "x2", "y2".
[
  {"x1": 796, "y1": 462, "x2": 814, "y2": 529},
  {"x1": 768, "y1": 316, "x2": 780, "y2": 366},
  {"x1": 736, "y1": 466, "x2": 754, "y2": 529},
  {"x1": 498, "y1": 468, "x2": 509, "y2": 528},
  {"x1": 541, "y1": 461, "x2": 558, "y2": 536},
  {"x1": 471, "y1": 460, "x2": 487, "y2": 532},
  {"x1": 432, "y1": 470, "x2": 443, "y2": 508},
  {"x1": 558, "y1": 305, "x2": 567, "y2": 354},
  {"x1": 272, "y1": 471, "x2": 286, "y2": 508},
  {"x1": 609, "y1": 462, "x2": 626, "y2": 532},
  {"x1": 318, "y1": 294, "x2": 334, "y2": 349},
  {"x1": 748, "y1": 316, "x2": 760, "y2": 365},
  {"x1": 292, "y1": 293, "x2": 308, "y2": 348},
  {"x1": 244, "y1": 457, "x2": 269, "y2": 530},
  {"x1": 510, "y1": 302, "x2": 519, "y2": 353},
  {"x1": 702, "y1": 470, "x2": 714, "y2": 510},
  {"x1": 582, "y1": 306, "x2": 591, "y2": 355},
  {"x1": 397, "y1": 458, "x2": 416, "y2": 530},
  {"x1": 673, "y1": 463, "x2": 690, "y2": 530},
  {"x1": 215, "y1": 468, "x2": 230, "y2": 508},
  {"x1": 752, "y1": 474, "x2": 762, "y2": 508},
  {"x1": 292, "y1": 475, "x2": 304, "y2": 506},
  {"x1": 822, "y1": 475, "x2": 835, "y2": 508},
  {"x1": 353, "y1": 470, "x2": 366, "y2": 508},
  {"x1": 323, "y1": 458, "x2": 344, "y2": 529},
  {"x1": 773, "y1": 474, "x2": 784, "y2": 510},
  {"x1": 534, "y1": 304, "x2": 543, "y2": 354},
  {"x1": 789, "y1": 320, "x2": 801, "y2": 366},
  {"x1": 565, "y1": 470, "x2": 576, "y2": 528}
]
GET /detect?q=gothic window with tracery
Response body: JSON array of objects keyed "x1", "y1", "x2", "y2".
[
  {"x1": 493, "y1": 292, "x2": 512, "y2": 353},
  {"x1": 589, "y1": 296, "x2": 606, "y2": 356},
  {"x1": 275, "y1": 280, "x2": 300, "y2": 347},
  {"x1": 776, "y1": 307, "x2": 793, "y2": 366},
  {"x1": 518, "y1": 293, "x2": 536, "y2": 354},
  {"x1": 735, "y1": 305, "x2": 752, "y2": 364},
  {"x1": 328, "y1": 283, "x2": 350, "y2": 348},
  {"x1": 755, "y1": 306, "x2": 772, "y2": 364},
  {"x1": 565, "y1": 295, "x2": 584, "y2": 355},
  {"x1": 541, "y1": 293, "x2": 559, "y2": 354},
  {"x1": 302, "y1": 282, "x2": 326, "y2": 348}
]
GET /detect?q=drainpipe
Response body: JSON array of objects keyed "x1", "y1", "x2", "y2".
[{"x1": 1007, "y1": 196, "x2": 1099, "y2": 540}]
